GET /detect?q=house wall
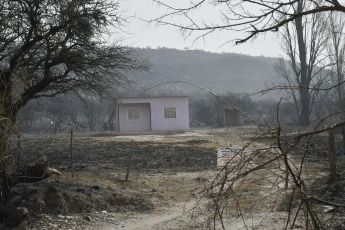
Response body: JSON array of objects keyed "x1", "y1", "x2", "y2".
[
  {"x1": 118, "y1": 103, "x2": 151, "y2": 132},
  {"x1": 150, "y1": 97, "x2": 189, "y2": 131},
  {"x1": 117, "y1": 96, "x2": 189, "y2": 132}
]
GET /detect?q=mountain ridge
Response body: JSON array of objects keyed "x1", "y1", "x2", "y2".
[{"x1": 127, "y1": 47, "x2": 280, "y2": 98}]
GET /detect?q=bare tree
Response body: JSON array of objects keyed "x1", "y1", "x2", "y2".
[
  {"x1": 149, "y1": 2, "x2": 345, "y2": 228},
  {"x1": 0, "y1": 0, "x2": 147, "y2": 122},
  {"x1": 189, "y1": 92, "x2": 256, "y2": 127},
  {"x1": 328, "y1": 12, "x2": 345, "y2": 145},
  {"x1": 0, "y1": 0, "x2": 147, "y2": 195},
  {"x1": 152, "y1": 0, "x2": 345, "y2": 45},
  {"x1": 328, "y1": 12, "x2": 345, "y2": 99},
  {"x1": 80, "y1": 96, "x2": 105, "y2": 132},
  {"x1": 273, "y1": 1, "x2": 330, "y2": 126},
  {"x1": 101, "y1": 99, "x2": 116, "y2": 131},
  {"x1": 187, "y1": 97, "x2": 345, "y2": 229},
  {"x1": 45, "y1": 99, "x2": 68, "y2": 133}
]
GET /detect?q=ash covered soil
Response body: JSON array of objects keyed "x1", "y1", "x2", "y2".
[
  {"x1": 2, "y1": 126, "x2": 345, "y2": 230},
  {"x1": 0, "y1": 128, "x2": 225, "y2": 230}
]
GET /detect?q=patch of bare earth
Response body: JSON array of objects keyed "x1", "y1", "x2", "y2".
[
  {"x1": 0, "y1": 128, "x2": 220, "y2": 229},
  {"x1": 2, "y1": 126, "x2": 344, "y2": 229}
]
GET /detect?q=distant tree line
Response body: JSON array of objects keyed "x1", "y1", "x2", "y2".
[
  {"x1": 18, "y1": 89, "x2": 341, "y2": 133},
  {"x1": 17, "y1": 93, "x2": 116, "y2": 133},
  {"x1": 189, "y1": 90, "x2": 339, "y2": 128}
]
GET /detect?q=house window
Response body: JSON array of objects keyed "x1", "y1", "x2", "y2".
[
  {"x1": 128, "y1": 108, "x2": 140, "y2": 120},
  {"x1": 164, "y1": 107, "x2": 176, "y2": 119}
]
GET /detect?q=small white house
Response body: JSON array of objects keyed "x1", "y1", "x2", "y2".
[{"x1": 116, "y1": 96, "x2": 189, "y2": 133}]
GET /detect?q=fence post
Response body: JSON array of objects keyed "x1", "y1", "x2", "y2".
[
  {"x1": 70, "y1": 130, "x2": 74, "y2": 179},
  {"x1": 328, "y1": 128, "x2": 336, "y2": 181},
  {"x1": 341, "y1": 125, "x2": 345, "y2": 148},
  {"x1": 16, "y1": 133, "x2": 21, "y2": 170},
  {"x1": 125, "y1": 140, "x2": 134, "y2": 182}
]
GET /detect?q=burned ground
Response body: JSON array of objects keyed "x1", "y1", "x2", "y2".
[
  {"x1": 2, "y1": 127, "x2": 345, "y2": 229},
  {"x1": 20, "y1": 135, "x2": 217, "y2": 174},
  {"x1": 0, "y1": 132, "x2": 218, "y2": 229}
]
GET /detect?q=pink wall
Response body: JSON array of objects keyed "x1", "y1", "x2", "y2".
[
  {"x1": 118, "y1": 103, "x2": 151, "y2": 132},
  {"x1": 117, "y1": 96, "x2": 189, "y2": 132}
]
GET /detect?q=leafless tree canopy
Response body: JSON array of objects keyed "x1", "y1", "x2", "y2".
[
  {"x1": 0, "y1": 0, "x2": 148, "y2": 196},
  {"x1": 152, "y1": 0, "x2": 345, "y2": 44},
  {"x1": 0, "y1": 0, "x2": 147, "y2": 122},
  {"x1": 271, "y1": 1, "x2": 331, "y2": 126}
]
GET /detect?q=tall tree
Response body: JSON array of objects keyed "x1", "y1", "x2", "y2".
[
  {"x1": 275, "y1": 0, "x2": 330, "y2": 126},
  {"x1": 0, "y1": 0, "x2": 146, "y2": 134},
  {"x1": 0, "y1": 0, "x2": 147, "y2": 193},
  {"x1": 328, "y1": 12, "x2": 345, "y2": 99},
  {"x1": 328, "y1": 12, "x2": 345, "y2": 144}
]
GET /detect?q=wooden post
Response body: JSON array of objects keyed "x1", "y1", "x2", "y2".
[
  {"x1": 125, "y1": 140, "x2": 134, "y2": 182},
  {"x1": 17, "y1": 133, "x2": 21, "y2": 169},
  {"x1": 115, "y1": 100, "x2": 119, "y2": 133},
  {"x1": 17, "y1": 133, "x2": 21, "y2": 150},
  {"x1": 70, "y1": 130, "x2": 74, "y2": 179},
  {"x1": 328, "y1": 128, "x2": 336, "y2": 181},
  {"x1": 341, "y1": 125, "x2": 345, "y2": 148}
]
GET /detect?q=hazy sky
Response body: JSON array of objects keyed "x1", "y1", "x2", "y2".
[{"x1": 122, "y1": 0, "x2": 286, "y2": 58}]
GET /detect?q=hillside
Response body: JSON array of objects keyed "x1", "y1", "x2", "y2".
[{"x1": 127, "y1": 48, "x2": 280, "y2": 97}]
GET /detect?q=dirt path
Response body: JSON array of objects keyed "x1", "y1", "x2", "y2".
[
  {"x1": 99, "y1": 200, "x2": 197, "y2": 230},
  {"x1": 87, "y1": 126, "x2": 288, "y2": 230}
]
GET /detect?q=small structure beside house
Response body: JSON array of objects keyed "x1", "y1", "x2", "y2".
[
  {"x1": 217, "y1": 106, "x2": 242, "y2": 127},
  {"x1": 116, "y1": 96, "x2": 189, "y2": 133}
]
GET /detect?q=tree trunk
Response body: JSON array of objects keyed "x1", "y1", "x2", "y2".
[
  {"x1": 299, "y1": 88, "x2": 311, "y2": 126},
  {"x1": 0, "y1": 106, "x2": 19, "y2": 162},
  {"x1": 0, "y1": 115, "x2": 18, "y2": 198},
  {"x1": 0, "y1": 68, "x2": 20, "y2": 162},
  {"x1": 296, "y1": 0, "x2": 311, "y2": 126},
  {"x1": 0, "y1": 112, "x2": 17, "y2": 171},
  {"x1": 0, "y1": 99, "x2": 27, "y2": 199}
]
